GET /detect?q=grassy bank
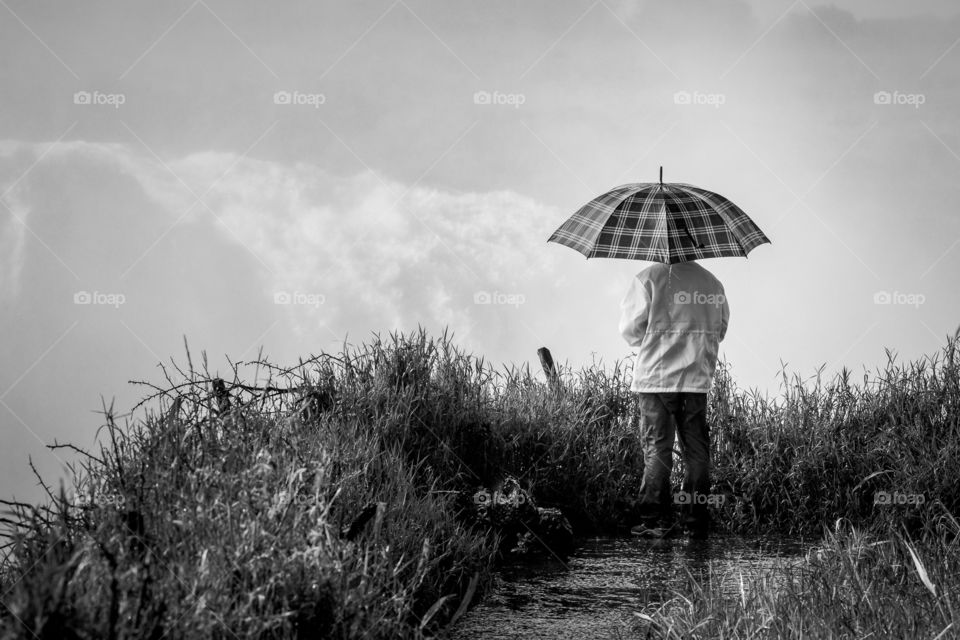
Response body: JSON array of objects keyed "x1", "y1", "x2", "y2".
[
  {"x1": 2, "y1": 328, "x2": 960, "y2": 638},
  {"x1": 630, "y1": 328, "x2": 960, "y2": 639},
  {"x1": 632, "y1": 516, "x2": 960, "y2": 639}
]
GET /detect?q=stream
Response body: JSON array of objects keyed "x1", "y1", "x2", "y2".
[{"x1": 451, "y1": 534, "x2": 812, "y2": 639}]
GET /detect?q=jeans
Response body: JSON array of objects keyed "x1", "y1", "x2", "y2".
[{"x1": 636, "y1": 392, "x2": 710, "y2": 529}]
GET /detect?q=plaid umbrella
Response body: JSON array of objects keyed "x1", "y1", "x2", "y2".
[{"x1": 548, "y1": 169, "x2": 770, "y2": 263}]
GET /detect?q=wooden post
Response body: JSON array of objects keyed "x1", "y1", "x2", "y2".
[
  {"x1": 537, "y1": 347, "x2": 559, "y2": 387},
  {"x1": 166, "y1": 396, "x2": 183, "y2": 426},
  {"x1": 212, "y1": 378, "x2": 232, "y2": 414}
]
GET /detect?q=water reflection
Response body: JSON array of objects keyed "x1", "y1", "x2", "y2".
[{"x1": 452, "y1": 535, "x2": 811, "y2": 639}]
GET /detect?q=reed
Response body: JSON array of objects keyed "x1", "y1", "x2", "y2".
[{"x1": 2, "y1": 327, "x2": 959, "y2": 638}]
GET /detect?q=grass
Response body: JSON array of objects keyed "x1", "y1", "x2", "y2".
[
  {"x1": 628, "y1": 328, "x2": 960, "y2": 639},
  {"x1": 708, "y1": 336, "x2": 960, "y2": 536},
  {"x1": 2, "y1": 327, "x2": 960, "y2": 638},
  {"x1": 632, "y1": 516, "x2": 960, "y2": 639}
]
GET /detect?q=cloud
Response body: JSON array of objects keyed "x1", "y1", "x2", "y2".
[
  {"x1": 0, "y1": 186, "x2": 29, "y2": 303},
  {"x1": 0, "y1": 139, "x2": 563, "y2": 345}
]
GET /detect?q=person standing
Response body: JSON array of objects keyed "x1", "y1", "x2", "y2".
[
  {"x1": 619, "y1": 261, "x2": 729, "y2": 539},
  {"x1": 547, "y1": 169, "x2": 768, "y2": 537}
]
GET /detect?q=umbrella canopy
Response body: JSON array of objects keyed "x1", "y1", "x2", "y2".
[{"x1": 548, "y1": 170, "x2": 770, "y2": 263}]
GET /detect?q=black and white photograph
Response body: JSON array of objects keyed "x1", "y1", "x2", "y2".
[{"x1": 2, "y1": 1, "x2": 960, "y2": 638}]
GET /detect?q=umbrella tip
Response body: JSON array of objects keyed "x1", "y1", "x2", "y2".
[{"x1": 659, "y1": 166, "x2": 663, "y2": 185}]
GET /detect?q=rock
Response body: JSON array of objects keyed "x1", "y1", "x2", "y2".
[
  {"x1": 533, "y1": 507, "x2": 575, "y2": 556},
  {"x1": 512, "y1": 508, "x2": 575, "y2": 557},
  {"x1": 458, "y1": 476, "x2": 575, "y2": 558},
  {"x1": 479, "y1": 477, "x2": 538, "y2": 530}
]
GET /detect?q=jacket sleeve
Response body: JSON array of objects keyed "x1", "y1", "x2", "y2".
[
  {"x1": 619, "y1": 277, "x2": 650, "y2": 347},
  {"x1": 719, "y1": 289, "x2": 729, "y2": 342}
]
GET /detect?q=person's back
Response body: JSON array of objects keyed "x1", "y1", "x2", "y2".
[
  {"x1": 618, "y1": 261, "x2": 729, "y2": 539},
  {"x1": 619, "y1": 261, "x2": 728, "y2": 393}
]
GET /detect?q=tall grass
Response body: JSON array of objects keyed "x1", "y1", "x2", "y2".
[
  {"x1": 2, "y1": 327, "x2": 959, "y2": 638},
  {"x1": 709, "y1": 331, "x2": 960, "y2": 535},
  {"x1": 632, "y1": 327, "x2": 960, "y2": 639},
  {"x1": 0, "y1": 329, "x2": 642, "y2": 639},
  {"x1": 631, "y1": 513, "x2": 960, "y2": 639}
]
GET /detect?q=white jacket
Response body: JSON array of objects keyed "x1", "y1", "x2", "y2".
[{"x1": 619, "y1": 262, "x2": 729, "y2": 393}]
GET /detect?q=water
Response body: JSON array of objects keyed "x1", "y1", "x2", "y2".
[{"x1": 451, "y1": 534, "x2": 812, "y2": 639}]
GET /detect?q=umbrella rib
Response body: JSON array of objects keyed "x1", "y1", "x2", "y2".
[
  {"x1": 585, "y1": 186, "x2": 639, "y2": 258},
  {"x1": 658, "y1": 189, "x2": 671, "y2": 263},
  {"x1": 677, "y1": 219, "x2": 704, "y2": 249},
  {"x1": 684, "y1": 188, "x2": 756, "y2": 254}
]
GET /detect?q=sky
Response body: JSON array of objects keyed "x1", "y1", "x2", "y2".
[{"x1": 2, "y1": 0, "x2": 960, "y2": 505}]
